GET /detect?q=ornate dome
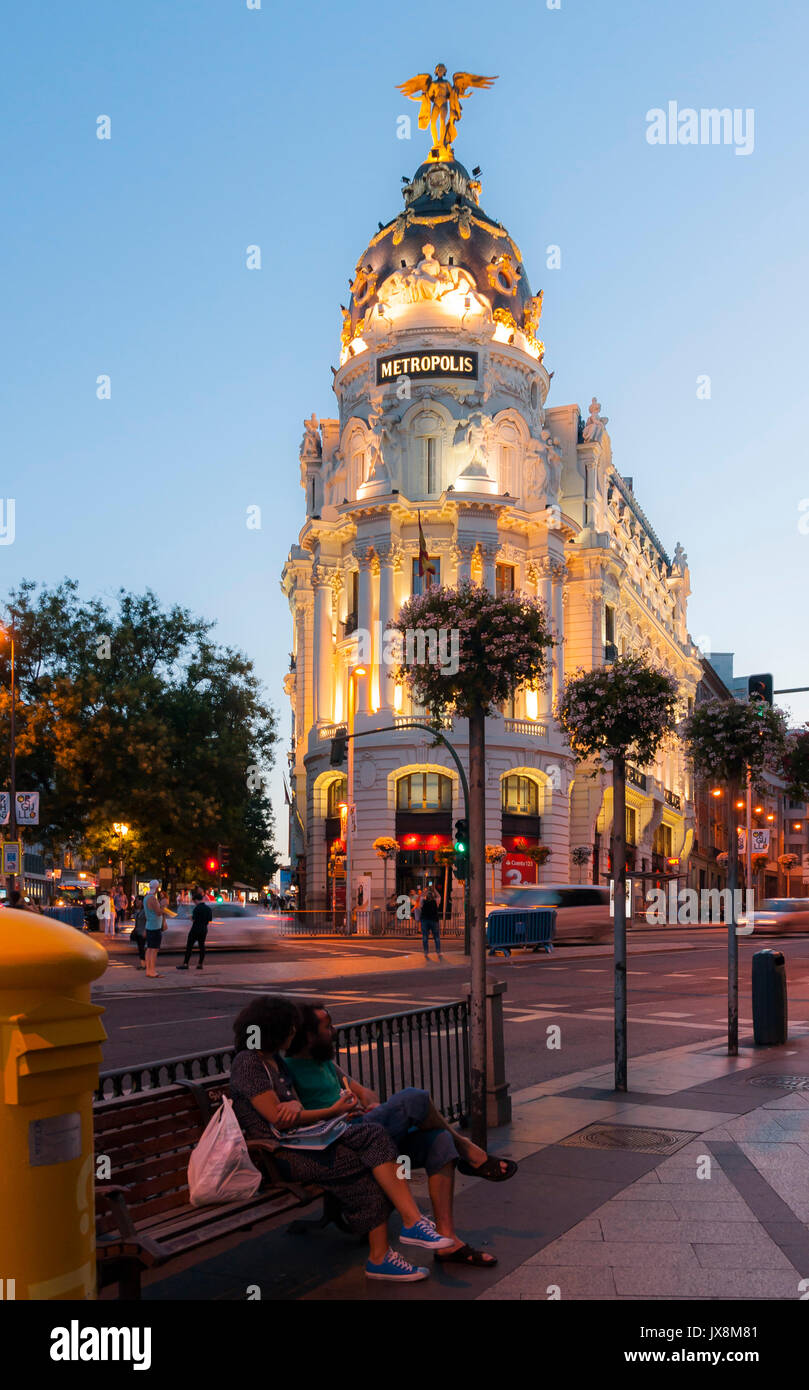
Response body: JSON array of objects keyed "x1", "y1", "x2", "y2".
[{"x1": 343, "y1": 160, "x2": 541, "y2": 350}]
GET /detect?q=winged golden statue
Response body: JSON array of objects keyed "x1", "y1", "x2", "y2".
[{"x1": 397, "y1": 65, "x2": 497, "y2": 159}]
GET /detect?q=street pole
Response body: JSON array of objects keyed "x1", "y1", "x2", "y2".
[
  {"x1": 745, "y1": 767, "x2": 753, "y2": 902},
  {"x1": 468, "y1": 702, "x2": 487, "y2": 1148},
  {"x1": 727, "y1": 778, "x2": 740, "y2": 1056},
  {"x1": 346, "y1": 684, "x2": 354, "y2": 935},
  {"x1": 612, "y1": 752, "x2": 628, "y2": 1091},
  {"x1": 7, "y1": 624, "x2": 17, "y2": 897}
]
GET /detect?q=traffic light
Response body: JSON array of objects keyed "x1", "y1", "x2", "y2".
[
  {"x1": 206, "y1": 857, "x2": 218, "y2": 873},
  {"x1": 330, "y1": 732, "x2": 348, "y2": 766},
  {"x1": 748, "y1": 673, "x2": 773, "y2": 712},
  {"x1": 453, "y1": 818, "x2": 469, "y2": 880},
  {"x1": 219, "y1": 844, "x2": 230, "y2": 881}
]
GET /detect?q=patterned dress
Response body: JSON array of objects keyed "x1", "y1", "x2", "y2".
[{"x1": 229, "y1": 1049, "x2": 397, "y2": 1235}]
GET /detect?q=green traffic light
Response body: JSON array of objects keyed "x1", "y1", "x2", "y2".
[{"x1": 455, "y1": 841, "x2": 466, "y2": 854}]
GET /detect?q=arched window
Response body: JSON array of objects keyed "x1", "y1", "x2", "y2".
[
  {"x1": 501, "y1": 775, "x2": 539, "y2": 816},
  {"x1": 327, "y1": 778, "x2": 348, "y2": 817},
  {"x1": 396, "y1": 773, "x2": 452, "y2": 812}
]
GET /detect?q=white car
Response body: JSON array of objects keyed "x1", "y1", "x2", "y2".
[
  {"x1": 739, "y1": 898, "x2": 809, "y2": 935},
  {"x1": 154, "y1": 901, "x2": 281, "y2": 952},
  {"x1": 491, "y1": 884, "x2": 613, "y2": 944}
]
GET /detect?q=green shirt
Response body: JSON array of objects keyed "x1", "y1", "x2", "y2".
[{"x1": 284, "y1": 1056, "x2": 343, "y2": 1110}]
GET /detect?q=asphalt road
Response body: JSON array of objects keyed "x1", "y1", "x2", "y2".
[{"x1": 95, "y1": 928, "x2": 809, "y2": 1091}]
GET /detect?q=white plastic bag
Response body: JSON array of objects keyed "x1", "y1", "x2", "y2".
[{"x1": 188, "y1": 1095, "x2": 262, "y2": 1207}]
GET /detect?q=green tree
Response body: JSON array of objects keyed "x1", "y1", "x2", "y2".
[{"x1": 0, "y1": 580, "x2": 279, "y2": 887}]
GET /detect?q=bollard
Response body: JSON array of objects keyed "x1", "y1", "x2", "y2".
[
  {"x1": 752, "y1": 948, "x2": 788, "y2": 1046},
  {"x1": 0, "y1": 909, "x2": 108, "y2": 1299}
]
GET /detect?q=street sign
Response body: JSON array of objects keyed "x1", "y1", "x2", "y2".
[
  {"x1": 609, "y1": 878, "x2": 632, "y2": 917},
  {"x1": 15, "y1": 792, "x2": 39, "y2": 825},
  {"x1": 2, "y1": 841, "x2": 22, "y2": 875},
  {"x1": 0, "y1": 794, "x2": 9, "y2": 825}
]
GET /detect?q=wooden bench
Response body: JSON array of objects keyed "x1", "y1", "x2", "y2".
[{"x1": 94, "y1": 1076, "x2": 346, "y2": 1299}]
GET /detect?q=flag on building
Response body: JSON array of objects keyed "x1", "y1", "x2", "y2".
[{"x1": 417, "y1": 511, "x2": 436, "y2": 587}]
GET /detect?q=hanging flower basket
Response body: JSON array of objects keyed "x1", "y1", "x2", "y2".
[
  {"x1": 526, "y1": 845, "x2": 551, "y2": 866},
  {"x1": 778, "y1": 853, "x2": 799, "y2": 871},
  {"x1": 372, "y1": 836, "x2": 399, "y2": 860},
  {"x1": 716, "y1": 852, "x2": 729, "y2": 867},
  {"x1": 571, "y1": 846, "x2": 592, "y2": 866},
  {"x1": 485, "y1": 844, "x2": 507, "y2": 864}
]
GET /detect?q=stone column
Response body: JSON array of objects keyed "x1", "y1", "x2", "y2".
[
  {"x1": 538, "y1": 557, "x2": 554, "y2": 717},
  {"x1": 376, "y1": 543, "x2": 398, "y2": 712},
  {"x1": 552, "y1": 558, "x2": 566, "y2": 703},
  {"x1": 356, "y1": 548, "x2": 374, "y2": 714},
  {"x1": 481, "y1": 542, "x2": 498, "y2": 594},
  {"x1": 312, "y1": 567, "x2": 334, "y2": 726},
  {"x1": 455, "y1": 540, "x2": 476, "y2": 584}
]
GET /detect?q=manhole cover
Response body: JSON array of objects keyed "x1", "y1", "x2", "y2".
[
  {"x1": 559, "y1": 1123, "x2": 699, "y2": 1155},
  {"x1": 747, "y1": 1075, "x2": 809, "y2": 1091}
]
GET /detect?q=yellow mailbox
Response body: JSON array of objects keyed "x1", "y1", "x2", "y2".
[{"x1": 0, "y1": 910, "x2": 108, "y2": 1299}]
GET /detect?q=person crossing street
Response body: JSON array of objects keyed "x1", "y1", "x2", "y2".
[{"x1": 176, "y1": 888, "x2": 212, "y2": 971}]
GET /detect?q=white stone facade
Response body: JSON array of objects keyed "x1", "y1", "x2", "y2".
[{"x1": 282, "y1": 157, "x2": 702, "y2": 911}]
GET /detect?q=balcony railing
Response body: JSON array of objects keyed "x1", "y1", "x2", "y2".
[
  {"x1": 393, "y1": 715, "x2": 453, "y2": 730},
  {"x1": 319, "y1": 723, "x2": 348, "y2": 741},
  {"x1": 664, "y1": 788, "x2": 682, "y2": 810},
  {"x1": 626, "y1": 765, "x2": 648, "y2": 791},
  {"x1": 95, "y1": 1001, "x2": 471, "y2": 1123},
  {"x1": 504, "y1": 718, "x2": 548, "y2": 738}
]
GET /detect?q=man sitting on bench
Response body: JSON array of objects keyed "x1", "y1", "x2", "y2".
[{"x1": 284, "y1": 999, "x2": 518, "y2": 1269}]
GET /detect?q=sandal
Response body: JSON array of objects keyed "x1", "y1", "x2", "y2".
[
  {"x1": 456, "y1": 1155, "x2": 518, "y2": 1182},
  {"x1": 435, "y1": 1243, "x2": 498, "y2": 1267}
]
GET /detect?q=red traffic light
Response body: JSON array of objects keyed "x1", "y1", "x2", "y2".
[{"x1": 206, "y1": 858, "x2": 218, "y2": 872}]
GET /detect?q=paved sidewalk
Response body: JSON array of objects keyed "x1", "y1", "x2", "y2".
[{"x1": 127, "y1": 1027, "x2": 809, "y2": 1302}]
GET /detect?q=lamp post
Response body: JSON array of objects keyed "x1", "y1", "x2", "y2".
[
  {"x1": 112, "y1": 822, "x2": 129, "y2": 880},
  {"x1": 1, "y1": 623, "x2": 17, "y2": 896},
  {"x1": 345, "y1": 666, "x2": 366, "y2": 934}
]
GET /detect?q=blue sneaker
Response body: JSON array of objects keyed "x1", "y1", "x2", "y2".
[
  {"x1": 399, "y1": 1217, "x2": 455, "y2": 1251},
  {"x1": 365, "y1": 1249, "x2": 429, "y2": 1282}
]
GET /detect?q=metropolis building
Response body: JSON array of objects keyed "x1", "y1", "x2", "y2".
[{"x1": 281, "y1": 77, "x2": 702, "y2": 912}]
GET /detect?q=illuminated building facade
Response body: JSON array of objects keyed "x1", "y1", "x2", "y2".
[{"x1": 282, "y1": 101, "x2": 702, "y2": 912}]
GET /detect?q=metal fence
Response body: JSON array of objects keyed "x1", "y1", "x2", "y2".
[
  {"x1": 275, "y1": 906, "x2": 465, "y2": 938},
  {"x1": 39, "y1": 905, "x2": 86, "y2": 929},
  {"x1": 95, "y1": 1000, "x2": 470, "y2": 1122}
]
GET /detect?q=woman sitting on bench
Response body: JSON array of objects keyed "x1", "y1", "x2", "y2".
[{"x1": 229, "y1": 995, "x2": 454, "y2": 1284}]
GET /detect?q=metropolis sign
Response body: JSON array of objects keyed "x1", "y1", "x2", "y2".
[{"x1": 376, "y1": 350, "x2": 478, "y2": 385}]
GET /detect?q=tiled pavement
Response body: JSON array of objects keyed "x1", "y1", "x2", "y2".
[{"x1": 134, "y1": 1031, "x2": 809, "y2": 1302}]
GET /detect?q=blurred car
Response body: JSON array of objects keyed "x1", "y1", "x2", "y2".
[
  {"x1": 153, "y1": 900, "x2": 281, "y2": 952},
  {"x1": 739, "y1": 898, "x2": 809, "y2": 935},
  {"x1": 489, "y1": 884, "x2": 612, "y2": 944}
]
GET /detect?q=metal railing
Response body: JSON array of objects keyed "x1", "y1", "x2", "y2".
[
  {"x1": 273, "y1": 906, "x2": 465, "y2": 937},
  {"x1": 504, "y1": 718, "x2": 548, "y2": 738},
  {"x1": 95, "y1": 1000, "x2": 471, "y2": 1122}
]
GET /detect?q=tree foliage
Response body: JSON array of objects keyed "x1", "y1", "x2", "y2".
[
  {"x1": 556, "y1": 654, "x2": 680, "y2": 765},
  {"x1": 391, "y1": 582, "x2": 554, "y2": 719},
  {"x1": 683, "y1": 697, "x2": 786, "y2": 787},
  {"x1": 0, "y1": 580, "x2": 279, "y2": 885}
]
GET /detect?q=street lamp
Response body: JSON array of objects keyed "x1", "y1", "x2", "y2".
[
  {"x1": 112, "y1": 821, "x2": 129, "y2": 884},
  {"x1": 345, "y1": 665, "x2": 366, "y2": 933},
  {"x1": 0, "y1": 622, "x2": 17, "y2": 896}
]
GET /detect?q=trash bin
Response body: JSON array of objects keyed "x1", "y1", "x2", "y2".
[{"x1": 752, "y1": 948, "x2": 788, "y2": 1046}]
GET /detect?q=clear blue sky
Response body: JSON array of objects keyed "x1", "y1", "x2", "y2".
[{"x1": 3, "y1": 0, "x2": 807, "y2": 857}]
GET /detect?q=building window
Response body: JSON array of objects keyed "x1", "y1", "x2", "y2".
[
  {"x1": 501, "y1": 775, "x2": 539, "y2": 816},
  {"x1": 653, "y1": 822, "x2": 673, "y2": 857},
  {"x1": 626, "y1": 808, "x2": 637, "y2": 846},
  {"x1": 425, "y1": 436, "x2": 438, "y2": 495},
  {"x1": 500, "y1": 444, "x2": 515, "y2": 495},
  {"x1": 496, "y1": 564, "x2": 515, "y2": 595},
  {"x1": 396, "y1": 773, "x2": 452, "y2": 812},
  {"x1": 605, "y1": 605, "x2": 615, "y2": 644},
  {"x1": 411, "y1": 556, "x2": 441, "y2": 595},
  {"x1": 327, "y1": 778, "x2": 348, "y2": 817}
]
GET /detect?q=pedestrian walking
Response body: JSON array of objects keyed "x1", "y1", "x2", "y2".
[
  {"x1": 130, "y1": 894, "x2": 147, "y2": 969},
  {"x1": 143, "y1": 879, "x2": 165, "y2": 978},
  {"x1": 176, "y1": 889, "x2": 212, "y2": 971},
  {"x1": 420, "y1": 886, "x2": 442, "y2": 960},
  {"x1": 99, "y1": 891, "x2": 116, "y2": 936},
  {"x1": 113, "y1": 885, "x2": 127, "y2": 931}
]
